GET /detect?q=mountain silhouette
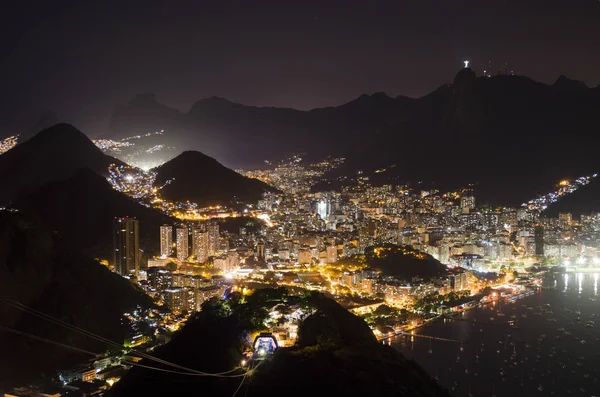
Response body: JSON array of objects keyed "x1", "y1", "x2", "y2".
[
  {"x1": 0, "y1": 211, "x2": 151, "y2": 387},
  {"x1": 0, "y1": 123, "x2": 122, "y2": 205},
  {"x1": 552, "y1": 75, "x2": 589, "y2": 93},
  {"x1": 109, "y1": 91, "x2": 410, "y2": 169},
  {"x1": 153, "y1": 151, "x2": 275, "y2": 207},
  {"x1": 107, "y1": 68, "x2": 600, "y2": 205},
  {"x1": 13, "y1": 168, "x2": 174, "y2": 260}
]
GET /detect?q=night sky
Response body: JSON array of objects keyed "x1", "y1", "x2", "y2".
[{"x1": 1, "y1": 0, "x2": 599, "y2": 136}]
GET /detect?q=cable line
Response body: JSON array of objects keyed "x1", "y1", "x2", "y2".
[
  {"x1": 1, "y1": 298, "x2": 244, "y2": 378},
  {"x1": 0, "y1": 323, "x2": 246, "y2": 381},
  {"x1": 0, "y1": 324, "x2": 99, "y2": 357}
]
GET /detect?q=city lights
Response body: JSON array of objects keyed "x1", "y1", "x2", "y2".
[{"x1": 0, "y1": 135, "x2": 18, "y2": 154}]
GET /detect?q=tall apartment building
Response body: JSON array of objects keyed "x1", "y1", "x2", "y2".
[{"x1": 113, "y1": 217, "x2": 139, "y2": 277}]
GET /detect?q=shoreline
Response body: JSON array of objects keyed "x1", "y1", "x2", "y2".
[
  {"x1": 377, "y1": 287, "x2": 539, "y2": 343},
  {"x1": 565, "y1": 267, "x2": 600, "y2": 273}
]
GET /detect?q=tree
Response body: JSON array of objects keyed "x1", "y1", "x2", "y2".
[
  {"x1": 264, "y1": 271, "x2": 276, "y2": 283},
  {"x1": 373, "y1": 305, "x2": 394, "y2": 317},
  {"x1": 165, "y1": 261, "x2": 177, "y2": 272}
]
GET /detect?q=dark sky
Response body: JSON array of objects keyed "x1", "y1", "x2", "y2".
[{"x1": 1, "y1": 0, "x2": 599, "y2": 137}]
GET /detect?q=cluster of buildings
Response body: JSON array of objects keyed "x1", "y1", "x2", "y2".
[
  {"x1": 0, "y1": 135, "x2": 18, "y2": 154},
  {"x1": 238, "y1": 155, "x2": 345, "y2": 194},
  {"x1": 93, "y1": 131, "x2": 169, "y2": 171},
  {"x1": 145, "y1": 267, "x2": 227, "y2": 313},
  {"x1": 235, "y1": 163, "x2": 600, "y2": 301},
  {"x1": 107, "y1": 164, "x2": 159, "y2": 200},
  {"x1": 112, "y1": 156, "x2": 600, "y2": 313},
  {"x1": 111, "y1": 156, "x2": 600, "y2": 315},
  {"x1": 113, "y1": 218, "x2": 232, "y2": 313},
  {"x1": 159, "y1": 222, "x2": 235, "y2": 266},
  {"x1": 14, "y1": 154, "x2": 599, "y2": 396},
  {"x1": 93, "y1": 138, "x2": 134, "y2": 152},
  {"x1": 523, "y1": 175, "x2": 596, "y2": 212}
]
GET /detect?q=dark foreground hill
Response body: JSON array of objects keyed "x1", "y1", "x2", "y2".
[
  {"x1": 0, "y1": 123, "x2": 122, "y2": 205},
  {"x1": 250, "y1": 294, "x2": 447, "y2": 397},
  {"x1": 0, "y1": 211, "x2": 151, "y2": 387},
  {"x1": 153, "y1": 150, "x2": 275, "y2": 206},
  {"x1": 13, "y1": 168, "x2": 174, "y2": 260},
  {"x1": 110, "y1": 289, "x2": 448, "y2": 397}
]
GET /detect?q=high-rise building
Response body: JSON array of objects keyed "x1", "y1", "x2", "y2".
[
  {"x1": 219, "y1": 238, "x2": 230, "y2": 252},
  {"x1": 461, "y1": 272, "x2": 468, "y2": 290},
  {"x1": 113, "y1": 217, "x2": 139, "y2": 277},
  {"x1": 214, "y1": 255, "x2": 239, "y2": 273},
  {"x1": 482, "y1": 212, "x2": 499, "y2": 230},
  {"x1": 207, "y1": 223, "x2": 219, "y2": 256},
  {"x1": 256, "y1": 242, "x2": 265, "y2": 259},
  {"x1": 449, "y1": 272, "x2": 468, "y2": 291},
  {"x1": 298, "y1": 248, "x2": 312, "y2": 265},
  {"x1": 360, "y1": 278, "x2": 375, "y2": 294},
  {"x1": 176, "y1": 227, "x2": 189, "y2": 262},
  {"x1": 163, "y1": 288, "x2": 185, "y2": 313},
  {"x1": 317, "y1": 200, "x2": 331, "y2": 221},
  {"x1": 534, "y1": 226, "x2": 544, "y2": 256},
  {"x1": 196, "y1": 285, "x2": 226, "y2": 306},
  {"x1": 147, "y1": 267, "x2": 173, "y2": 292},
  {"x1": 227, "y1": 251, "x2": 240, "y2": 271},
  {"x1": 183, "y1": 287, "x2": 198, "y2": 312},
  {"x1": 460, "y1": 196, "x2": 475, "y2": 213},
  {"x1": 213, "y1": 256, "x2": 227, "y2": 273},
  {"x1": 500, "y1": 208, "x2": 518, "y2": 230},
  {"x1": 398, "y1": 218, "x2": 405, "y2": 230},
  {"x1": 193, "y1": 228, "x2": 209, "y2": 263},
  {"x1": 278, "y1": 249, "x2": 290, "y2": 260},
  {"x1": 160, "y1": 225, "x2": 173, "y2": 258},
  {"x1": 326, "y1": 245, "x2": 338, "y2": 263},
  {"x1": 558, "y1": 213, "x2": 572, "y2": 228}
]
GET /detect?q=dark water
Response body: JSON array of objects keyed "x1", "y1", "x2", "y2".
[{"x1": 391, "y1": 273, "x2": 600, "y2": 397}]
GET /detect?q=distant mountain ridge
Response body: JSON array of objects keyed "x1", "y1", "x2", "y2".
[
  {"x1": 108, "y1": 69, "x2": 600, "y2": 206},
  {"x1": 108, "y1": 91, "x2": 413, "y2": 169}
]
